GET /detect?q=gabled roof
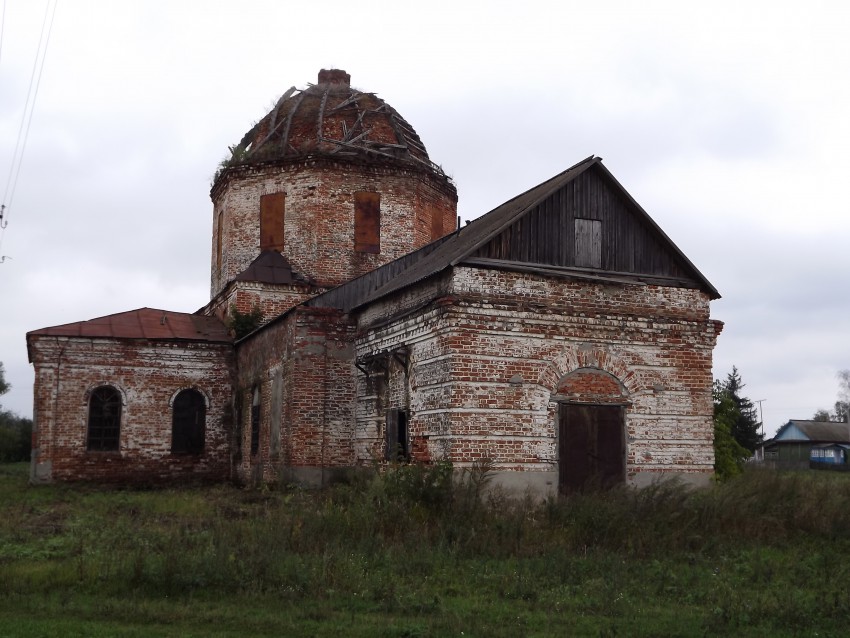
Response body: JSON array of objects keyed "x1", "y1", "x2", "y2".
[
  {"x1": 772, "y1": 420, "x2": 850, "y2": 444},
  {"x1": 308, "y1": 156, "x2": 719, "y2": 312},
  {"x1": 234, "y1": 250, "x2": 313, "y2": 286},
  {"x1": 27, "y1": 308, "x2": 231, "y2": 343}
]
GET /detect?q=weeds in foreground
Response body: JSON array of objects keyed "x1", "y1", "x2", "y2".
[{"x1": 1, "y1": 463, "x2": 850, "y2": 636}]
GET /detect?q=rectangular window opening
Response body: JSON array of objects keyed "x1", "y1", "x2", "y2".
[
  {"x1": 251, "y1": 386, "x2": 261, "y2": 456},
  {"x1": 430, "y1": 209, "x2": 443, "y2": 241},
  {"x1": 260, "y1": 192, "x2": 286, "y2": 251},
  {"x1": 355, "y1": 191, "x2": 381, "y2": 253}
]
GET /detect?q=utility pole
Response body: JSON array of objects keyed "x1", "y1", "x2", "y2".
[{"x1": 754, "y1": 399, "x2": 766, "y2": 438}]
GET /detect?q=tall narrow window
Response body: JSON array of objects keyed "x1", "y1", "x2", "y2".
[
  {"x1": 251, "y1": 386, "x2": 261, "y2": 456},
  {"x1": 385, "y1": 408, "x2": 409, "y2": 461},
  {"x1": 575, "y1": 218, "x2": 602, "y2": 268},
  {"x1": 260, "y1": 192, "x2": 286, "y2": 251},
  {"x1": 87, "y1": 386, "x2": 121, "y2": 451},
  {"x1": 430, "y1": 208, "x2": 443, "y2": 241},
  {"x1": 171, "y1": 389, "x2": 206, "y2": 455},
  {"x1": 354, "y1": 191, "x2": 381, "y2": 253}
]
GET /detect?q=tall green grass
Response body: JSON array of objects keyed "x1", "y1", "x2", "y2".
[{"x1": 2, "y1": 462, "x2": 850, "y2": 636}]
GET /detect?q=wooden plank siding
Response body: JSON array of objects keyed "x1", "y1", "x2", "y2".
[
  {"x1": 471, "y1": 170, "x2": 692, "y2": 281},
  {"x1": 304, "y1": 158, "x2": 718, "y2": 316}
]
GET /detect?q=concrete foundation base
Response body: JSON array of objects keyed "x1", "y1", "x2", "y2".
[{"x1": 627, "y1": 471, "x2": 714, "y2": 489}]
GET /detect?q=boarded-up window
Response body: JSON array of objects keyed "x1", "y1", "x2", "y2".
[
  {"x1": 171, "y1": 389, "x2": 206, "y2": 455},
  {"x1": 385, "y1": 408, "x2": 409, "y2": 461},
  {"x1": 430, "y1": 209, "x2": 443, "y2": 240},
  {"x1": 87, "y1": 386, "x2": 121, "y2": 451},
  {"x1": 260, "y1": 192, "x2": 286, "y2": 251},
  {"x1": 575, "y1": 219, "x2": 602, "y2": 268},
  {"x1": 355, "y1": 191, "x2": 381, "y2": 253}
]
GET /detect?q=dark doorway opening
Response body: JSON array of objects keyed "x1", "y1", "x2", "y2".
[
  {"x1": 558, "y1": 403, "x2": 625, "y2": 494},
  {"x1": 385, "y1": 408, "x2": 409, "y2": 462}
]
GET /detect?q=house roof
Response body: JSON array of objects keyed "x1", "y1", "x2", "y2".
[
  {"x1": 307, "y1": 156, "x2": 720, "y2": 313},
  {"x1": 27, "y1": 308, "x2": 232, "y2": 343},
  {"x1": 771, "y1": 420, "x2": 850, "y2": 444}
]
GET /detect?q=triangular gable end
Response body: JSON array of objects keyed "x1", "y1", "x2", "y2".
[
  {"x1": 774, "y1": 422, "x2": 809, "y2": 441},
  {"x1": 462, "y1": 162, "x2": 719, "y2": 298}
]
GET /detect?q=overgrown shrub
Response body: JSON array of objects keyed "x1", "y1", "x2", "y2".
[{"x1": 227, "y1": 304, "x2": 264, "y2": 339}]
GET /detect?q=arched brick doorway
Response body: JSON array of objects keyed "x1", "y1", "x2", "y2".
[{"x1": 554, "y1": 367, "x2": 629, "y2": 494}]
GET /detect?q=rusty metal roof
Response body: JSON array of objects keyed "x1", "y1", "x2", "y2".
[
  {"x1": 27, "y1": 308, "x2": 232, "y2": 343},
  {"x1": 234, "y1": 250, "x2": 313, "y2": 286}
]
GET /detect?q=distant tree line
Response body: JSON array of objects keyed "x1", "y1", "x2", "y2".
[
  {"x1": 0, "y1": 362, "x2": 33, "y2": 462},
  {"x1": 812, "y1": 369, "x2": 850, "y2": 423}
]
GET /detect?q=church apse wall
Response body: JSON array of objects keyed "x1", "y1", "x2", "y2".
[{"x1": 27, "y1": 336, "x2": 233, "y2": 484}]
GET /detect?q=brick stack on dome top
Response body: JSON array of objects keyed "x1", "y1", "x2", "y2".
[{"x1": 216, "y1": 69, "x2": 445, "y2": 181}]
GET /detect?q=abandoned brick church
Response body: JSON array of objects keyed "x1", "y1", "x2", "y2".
[{"x1": 26, "y1": 69, "x2": 722, "y2": 494}]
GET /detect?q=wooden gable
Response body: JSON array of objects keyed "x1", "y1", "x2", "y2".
[
  {"x1": 469, "y1": 164, "x2": 707, "y2": 289},
  {"x1": 306, "y1": 157, "x2": 719, "y2": 314}
]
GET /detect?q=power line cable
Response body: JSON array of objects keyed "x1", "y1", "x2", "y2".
[
  {"x1": 0, "y1": 0, "x2": 58, "y2": 259},
  {"x1": 0, "y1": 0, "x2": 6, "y2": 67}
]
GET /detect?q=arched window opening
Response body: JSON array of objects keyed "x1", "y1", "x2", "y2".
[
  {"x1": 171, "y1": 389, "x2": 206, "y2": 455},
  {"x1": 87, "y1": 386, "x2": 121, "y2": 451}
]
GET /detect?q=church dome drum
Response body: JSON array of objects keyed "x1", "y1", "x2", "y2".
[{"x1": 209, "y1": 69, "x2": 458, "y2": 297}]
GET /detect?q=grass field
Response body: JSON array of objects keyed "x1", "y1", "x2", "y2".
[{"x1": 2, "y1": 462, "x2": 850, "y2": 637}]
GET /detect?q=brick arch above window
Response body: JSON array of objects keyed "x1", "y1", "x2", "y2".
[
  {"x1": 83, "y1": 382, "x2": 127, "y2": 406},
  {"x1": 539, "y1": 345, "x2": 636, "y2": 399},
  {"x1": 167, "y1": 386, "x2": 211, "y2": 409},
  {"x1": 552, "y1": 367, "x2": 630, "y2": 405}
]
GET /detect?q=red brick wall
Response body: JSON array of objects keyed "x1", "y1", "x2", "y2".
[
  {"x1": 352, "y1": 266, "x2": 721, "y2": 484},
  {"x1": 555, "y1": 368, "x2": 629, "y2": 404},
  {"x1": 202, "y1": 280, "x2": 323, "y2": 327},
  {"x1": 232, "y1": 306, "x2": 356, "y2": 484},
  {"x1": 28, "y1": 337, "x2": 234, "y2": 484},
  {"x1": 210, "y1": 158, "x2": 457, "y2": 295}
]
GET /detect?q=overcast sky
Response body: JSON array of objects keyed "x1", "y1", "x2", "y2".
[{"x1": 1, "y1": 1, "x2": 849, "y2": 437}]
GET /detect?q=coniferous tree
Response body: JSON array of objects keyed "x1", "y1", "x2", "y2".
[
  {"x1": 713, "y1": 381, "x2": 750, "y2": 479},
  {"x1": 717, "y1": 366, "x2": 762, "y2": 452}
]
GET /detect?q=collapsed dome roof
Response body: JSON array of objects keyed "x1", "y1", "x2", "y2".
[{"x1": 219, "y1": 69, "x2": 446, "y2": 179}]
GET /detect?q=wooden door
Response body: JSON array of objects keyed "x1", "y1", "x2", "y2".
[{"x1": 559, "y1": 404, "x2": 625, "y2": 493}]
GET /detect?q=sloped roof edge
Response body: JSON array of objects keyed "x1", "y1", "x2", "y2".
[
  {"x1": 592, "y1": 162, "x2": 720, "y2": 300},
  {"x1": 336, "y1": 155, "x2": 719, "y2": 311},
  {"x1": 26, "y1": 307, "x2": 232, "y2": 344},
  {"x1": 341, "y1": 156, "x2": 601, "y2": 310},
  {"x1": 770, "y1": 419, "x2": 850, "y2": 444}
]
